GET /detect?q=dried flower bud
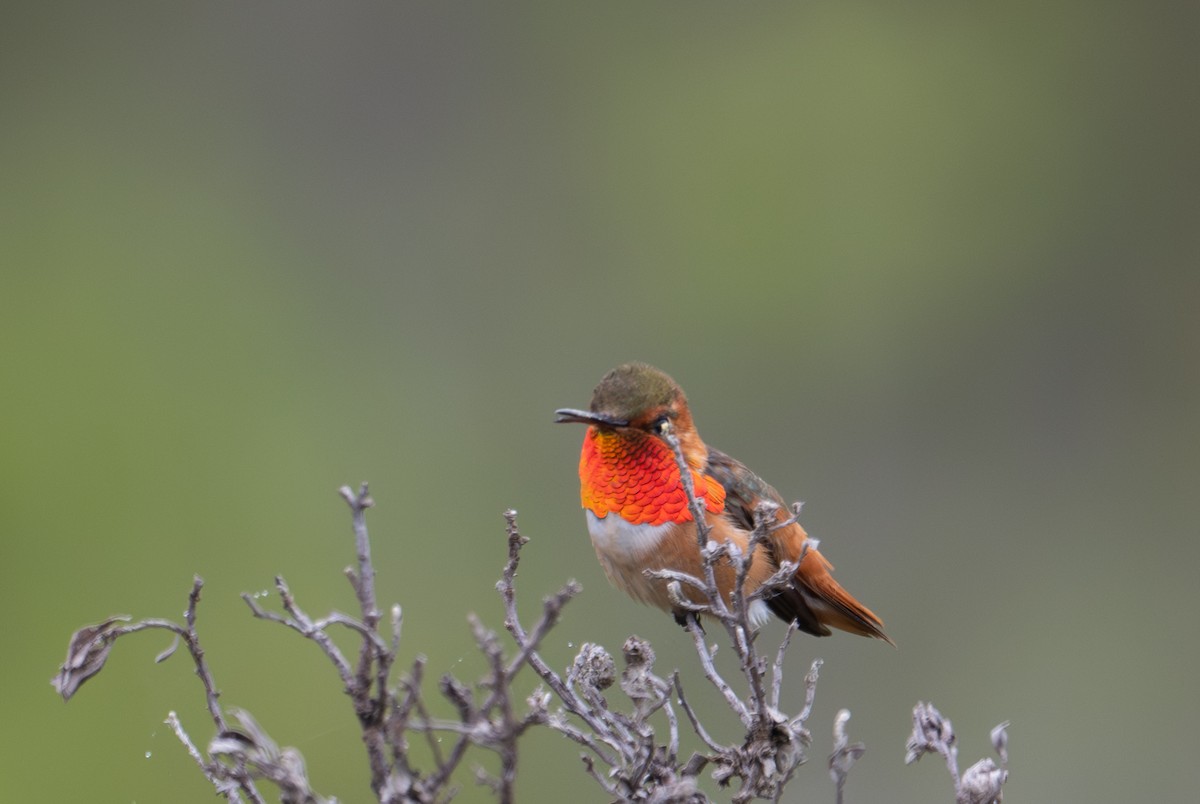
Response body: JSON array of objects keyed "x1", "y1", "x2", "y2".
[
  {"x1": 570, "y1": 643, "x2": 615, "y2": 691},
  {"x1": 957, "y1": 757, "x2": 1007, "y2": 804},
  {"x1": 906, "y1": 701, "x2": 957, "y2": 765},
  {"x1": 990, "y1": 721, "x2": 1010, "y2": 767}
]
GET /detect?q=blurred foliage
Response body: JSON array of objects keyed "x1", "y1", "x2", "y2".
[{"x1": 4, "y1": 2, "x2": 1197, "y2": 802}]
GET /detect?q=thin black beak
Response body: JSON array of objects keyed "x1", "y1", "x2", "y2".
[{"x1": 554, "y1": 408, "x2": 629, "y2": 427}]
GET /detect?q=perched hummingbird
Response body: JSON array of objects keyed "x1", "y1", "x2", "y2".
[{"x1": 556, "y1": 362, "x2": 892, "y2": 643}]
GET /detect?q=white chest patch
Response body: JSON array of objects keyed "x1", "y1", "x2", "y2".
[
  {"x1": 585, "y1": 510, "x2": 672, "y2": 561},
  {"x1": 585, "y1": 511, "x2": 776, "y2": 630}
]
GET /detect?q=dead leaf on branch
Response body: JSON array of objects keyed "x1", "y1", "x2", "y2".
[{"x1": 51, "y1": 616, "x2": 131, "y2": 700}]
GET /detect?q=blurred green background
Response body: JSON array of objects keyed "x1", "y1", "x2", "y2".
[{"x1": 4, "y1": 2, "x2": 1197, "y2": 801}]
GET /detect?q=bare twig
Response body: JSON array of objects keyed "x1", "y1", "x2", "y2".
[
  {"x1": 657, "y1": 424, "x2": 816, "y2": 802},
  {"x1": 167, "y1": 710, "x2": 208, "y2": 770},
  {"x1": 335, "y1": 483, "x2": 393, "y2": 796},
  {"x1": 797, "y1": 659, "x2": 823, "y2": 725},
  {"x1": 673, "y1": 672, "x2": 723, "y2": 754},
  {"x1": 829, "y1": 710, "x2": 865, "y2": 804},
  {"x1": 242, "y1": 578, "x2": 355, "y2": 687},
  {"x1": 769, "y1": 621, "x2": 798, "y2": 710}
]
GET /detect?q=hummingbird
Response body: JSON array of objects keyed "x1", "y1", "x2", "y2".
[{"x1": 555, "y1": 362, "x2": 892, "y2": 643}]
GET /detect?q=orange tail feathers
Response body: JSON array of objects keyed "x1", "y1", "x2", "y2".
[
  {"x1": 765, "y1": 524, "x2": 894, "y2": 645},
  {"x1": 795, "y1": 548, "x2": 894, "y2": 645}
]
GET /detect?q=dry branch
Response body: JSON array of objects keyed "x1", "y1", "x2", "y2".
[{"x1": 53, "y1": 481, "x2": 1009, "y2": 803}]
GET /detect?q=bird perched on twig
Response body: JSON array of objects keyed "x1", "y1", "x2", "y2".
[{"x1": 556, "y1": 362, "x2": 892, "y2": 644}]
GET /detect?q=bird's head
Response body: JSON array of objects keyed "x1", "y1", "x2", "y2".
[{"x1": 555, "y1": 362, "x2": 706, "y2": 467}]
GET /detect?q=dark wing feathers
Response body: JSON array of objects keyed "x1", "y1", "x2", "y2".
[
  {"x1": 704, "y1": 447, "x2": 830, "y2": 637},
  {"x1": 703, "y1": 446, "x2": 789, "y2": 531}
]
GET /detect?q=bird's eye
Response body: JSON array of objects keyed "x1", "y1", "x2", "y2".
[{"x1": 652, "y1": 416, "x2": 672, "y2": 436}]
